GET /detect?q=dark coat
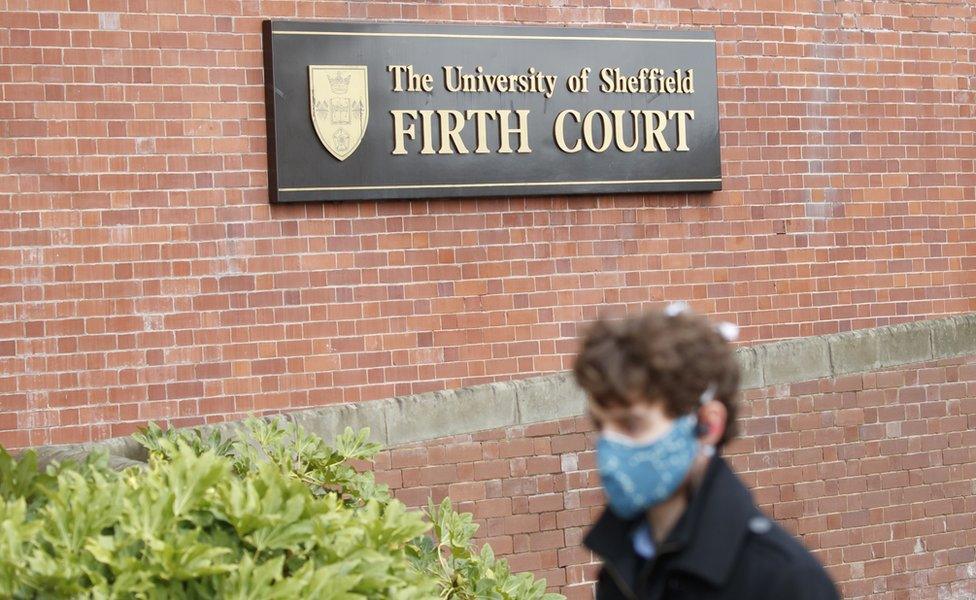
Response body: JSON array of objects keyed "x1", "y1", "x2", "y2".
[{"x1": 583, "y1": 456, "x2": 840, "y2": 600}]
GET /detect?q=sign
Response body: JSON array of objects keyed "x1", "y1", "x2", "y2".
[{"x1": 263, "y1": 21, "x2": 721, "y2": 203}]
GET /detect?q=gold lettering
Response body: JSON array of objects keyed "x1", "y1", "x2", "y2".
[
  {"x1": 668, "y1": 109, "x2": 694, "y2": 151},
  {"x1": 443, "y1": 66, "x2": 462, "y2": 92},
  {"x1": 438, "y1": 110, "x2": 469, "y2": 154},
  {"x1": 681, "y1": 69, "x2": 694, "y2": 93},
  {"x1": 498, "y1": 109, "x2": 531, "y2": 154},
  {"x1": 642, "y1": 110, "x2": 669, "y2": 152},
  {"x1": 612, "y1": 110, "x2": 640, "y2": 152},
  {"x1": 543, "y1": 74, "x2": 558, "y2": 98},
  {"x1": 388, "y1": 65, "x2": 433, "y2": 92},
  {"x1": 466, "y1": 110, "x2": 497, "y2": 154},
  {"x1": 592, "y1": 68, "x2": 694, "y2": 94},
  {"x1": 554, "y1": 110, "x2": 582, "y2": 153},
  {"x1": 389, "y1": 65, "x2": 406, "y2": 92},
  {"x1": 583, "y1": 110, "x2": 612, "y2": 153},
  {"x1": 419, "y1": 110, "x2": 436, "y2": 155},
  {"x1": 598, "y1": 68, "x2": 614, "y2": 93},
  {"x1": 648, "y1": 69, "x2": 663, "y2": 93},
  {"x1": 390, "y1": 110, "x2": 417, "y2": 155},
  {"x1": 460, "y1": 72, "x2": 482, "y2": 92}
]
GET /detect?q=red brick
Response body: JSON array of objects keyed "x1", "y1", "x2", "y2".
[
  {"x1": 473, "y1": 459, "x2": 510, "y2": 481},
  {"x1": 371, "y1": 357, "x2": 976, "y2": 596},
  {"x1": 487, "y1": 514, "x2": 540, "y2": 536},
  {"x1": 3, "y1": 3, "x2": 975, "y2": 597}
]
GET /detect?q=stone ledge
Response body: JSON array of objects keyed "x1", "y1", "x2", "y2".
[{"x1": 30, "y1": 312, "x2": 976, "y2": 465}]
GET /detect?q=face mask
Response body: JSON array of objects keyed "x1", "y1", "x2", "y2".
[{"x1": 596, "y1": 413, "x2": 701, "y2": 520}]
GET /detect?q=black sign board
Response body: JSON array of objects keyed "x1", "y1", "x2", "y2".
[{"x1": 263, "y1": 21, "x2": 721, "y2": 202}]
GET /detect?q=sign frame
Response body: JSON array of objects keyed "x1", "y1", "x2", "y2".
[{"x1": 263, "y1": 20, "x2": 722, "y2": 203}]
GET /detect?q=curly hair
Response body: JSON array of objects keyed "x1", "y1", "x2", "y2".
[{"x1": 572, "y1": 309, "x2": 740, "y2": 446}]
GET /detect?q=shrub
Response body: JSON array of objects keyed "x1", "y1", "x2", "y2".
[{"x1": 0, "y1": 417, "x2": 564, "y2": 600}]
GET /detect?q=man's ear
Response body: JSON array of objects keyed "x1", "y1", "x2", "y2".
[{"x1": 697, "y1": 400, "x2": 727, "y2": 446}]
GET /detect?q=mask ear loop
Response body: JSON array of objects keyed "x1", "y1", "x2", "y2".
[
  {"x1": 700, "y1": 384, "x2": 716, "y2": 405},
  {"x1": 701, "y1": 321, "x2": 736, "y2": 455},
  {"x1": 697, "y1": 383, "x2": 717, "y2": 456}
]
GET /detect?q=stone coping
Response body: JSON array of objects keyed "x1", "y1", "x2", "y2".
[{"x1": 30, "y1": 312, "x2": 976, "y2": 467}]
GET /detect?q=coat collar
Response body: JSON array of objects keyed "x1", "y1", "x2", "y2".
[{"x1": 584, "y1": 456, "x2": 758, "y2": 588}]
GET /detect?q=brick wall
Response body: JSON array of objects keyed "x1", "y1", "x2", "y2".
[
  {"x1": 376, "y1": 355, "x2": 976, "y2": 599},
  {"x1": 1, "y1": 2, "x2": 975, "y2": 446}
]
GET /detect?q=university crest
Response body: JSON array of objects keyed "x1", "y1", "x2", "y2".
[{"x1": 309, "y1": 65, "x2": 368, "y2": 161}]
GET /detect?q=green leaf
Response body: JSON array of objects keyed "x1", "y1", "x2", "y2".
[
  {"x1": 0, "y1": 418, "x2": 563, "y2": 600},
  {"x1": 334, "y1": 427, "x2": 382, "y2": 462},
  {"x1": 0, "y1": 447, "x2": 55, "y2": 510},
  {"x1": 0, "y1": 497, "x2": 38, "y2": 597}
]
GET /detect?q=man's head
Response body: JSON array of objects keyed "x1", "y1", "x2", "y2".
[
  {"x1": 573, "y1": 308, "x2": 740, "y2": 449},
  {"x1": 573, "y1": 307, "x2": 742, "y2": 519}
]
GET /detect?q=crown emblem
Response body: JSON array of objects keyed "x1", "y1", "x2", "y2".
[{"x1": 327, "y1": 72, "x2": 351, "y2": 94}]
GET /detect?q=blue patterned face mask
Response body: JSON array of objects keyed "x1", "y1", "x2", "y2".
[{"x1": 596, "y1": 413, "x2": 700, "y2": 520}]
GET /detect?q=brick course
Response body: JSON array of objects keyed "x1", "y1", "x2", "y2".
[
  {"x1": 378, "y1": 356, "x2": 976, "y2": 599},
  {"x1": 1, "y1": 2, "x2": 975, "y2": 448}
]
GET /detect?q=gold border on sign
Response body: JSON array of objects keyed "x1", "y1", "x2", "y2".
[
  {"x1": 281, "y1": 178, "x2": 722, "y2": 193},
  {"x1": 275, "y1": 27, "x2": 717, "y2": 194},
  {"x1": 274, "y1": 30, "x2": 712, "y2": 43}
]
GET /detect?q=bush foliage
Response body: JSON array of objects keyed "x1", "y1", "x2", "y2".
[{"x1": 0, "y1": 418, "x2": 564, "y2": 599}]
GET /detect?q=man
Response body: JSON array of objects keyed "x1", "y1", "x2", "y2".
[{"x1": 573, "y1": 306, "x2": 840, "y2": 599}]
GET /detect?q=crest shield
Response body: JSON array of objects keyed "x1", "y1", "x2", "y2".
[{"x1": 309, "y1": 65, "x2": 368, "y2": 161}]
